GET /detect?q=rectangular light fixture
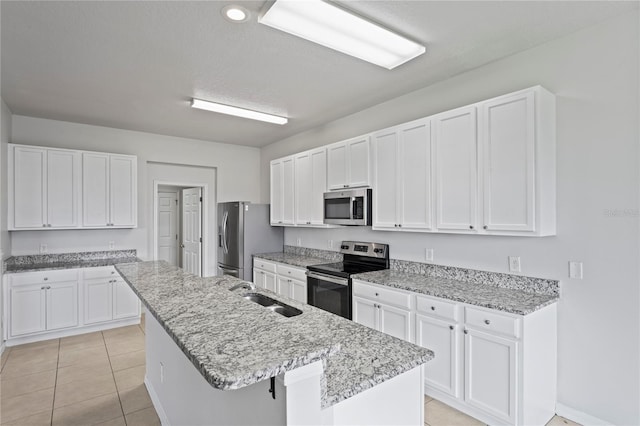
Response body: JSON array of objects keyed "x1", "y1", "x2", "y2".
[
  {"x1": 259, "y1": 0, "x2": 425, "y2": 70},
  {"x1": 191, "y1": 98, "x2": 288, "y2": 125}
]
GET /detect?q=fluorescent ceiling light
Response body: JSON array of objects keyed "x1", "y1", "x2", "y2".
[
  {"x1": 191, "y1": 99, "x2": 288, "y2": 125},
  {"x1": 258, "y1": 0, "x2": 425, "y2": 70}
]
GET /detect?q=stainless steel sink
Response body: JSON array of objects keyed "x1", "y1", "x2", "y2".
[{"x1": 243, "y1": 293, "x2": 302, "y2": 317}]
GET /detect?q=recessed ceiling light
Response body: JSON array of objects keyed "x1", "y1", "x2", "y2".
[
  {"x1": 191, "y1": 98, "x2": 288, "y2": 125},
  {"x1": 258, "y1": 0, "x2": 425, "y2": 70},
  {"x1": 222, "y1": 5, "x2": 250, "y2": 23}
]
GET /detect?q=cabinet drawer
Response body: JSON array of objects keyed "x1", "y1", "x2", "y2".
[
  {"x1": 352, "y1": 281, "x2": 413, "y2": 310},
  {"x1": 254, "y1": 259, "x2": 277, "y2": 273},
  {"x1": 416, "y1": 295, "x2": 458, "y2": 321},
  {"x1": 464, "y1": 307, "x2": 520, "y2": 338},
  {"x1": 83, "y1": 266, "x2": 118, "y2": 279},
  {"x1": 10, "y1": 269, "x2": 79, "y2": 286},
  {"x1": 277, "y1": 264, "x2": 307, "y2": 281}
]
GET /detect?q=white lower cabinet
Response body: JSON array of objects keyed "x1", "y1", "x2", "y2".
[
  {"x1": 253, "y1": 259, "x2": 277, "y2": 293},
  {"x1": 113, "y1": 278, "x2": 140, "y2": 319},
  {"x1": 416, "y1": 314, "x2": 459, "y2": 397},
  {"x1": 253, "y1": 258, "x2": 307, "y2": 304},
  {"x1": 84, "y1": 267, "x2": 140, "y2": 324}
]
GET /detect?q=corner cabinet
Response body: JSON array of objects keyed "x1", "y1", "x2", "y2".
[{"x1": 327, "y1": 135, "x2": 371, "y2": 190}]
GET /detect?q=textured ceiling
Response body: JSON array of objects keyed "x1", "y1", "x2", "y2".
[{"x1": 1, "y1": 1, "x2": 636, "y2": 147}]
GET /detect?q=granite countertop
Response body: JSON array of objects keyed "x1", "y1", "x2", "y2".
[
  {"x1": 353, "y1": 269, "x2": 558, "y2": 315},
  {"x1": 4, "y1": 250, "x2": 141, "y2": 274},
  {"x1": 115, "y1": 261, "x2": 433, "y2": 408},
  {"x1": 253, "y1": 252, "x2": 329, "y2": 268},
  {"x1": 5, "y1": 257, "x2": 142, "y2": 273}
]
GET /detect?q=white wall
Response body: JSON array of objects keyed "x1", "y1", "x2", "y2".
[
  {"x1": 9, "y1": 116, "x2": 261, "y2": 276},
  {"x1": 1, "y1": 99, "x2": 13, "y2": 349},
  {"x1": 261, "y1": 12, "x2": 640, "y2": 426}
]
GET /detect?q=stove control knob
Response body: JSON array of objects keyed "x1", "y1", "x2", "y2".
[
  {"x1": 340, "y1": 245, "x2": 349, "y2": 250},
  {"x1": 373, "y1": 248, "x2": 383, "y2": 254}
]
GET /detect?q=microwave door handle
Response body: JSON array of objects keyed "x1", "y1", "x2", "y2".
[{"x1": 352, "y1": 198, "x2": 357, "y2": 220}]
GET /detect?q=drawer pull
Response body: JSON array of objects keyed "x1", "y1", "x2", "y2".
[
  {"x1": 375, "y1": 292, "x2": 379, "y2": 296},
  {"x1": 484, "y1": 319, "x2": 491, "y2": 325},
  {"x1": 431, "y1": 306, "x2": 435, "y2": 311},
  {"x1": 449, "y1": 325, "x2": 454, "y2": 330},
  {"x1": 43, "y1": 277, "x2": 48, "y2": 281},
  {"x1": 464, "y1": 329, "x2": 468, "y2": 334}
]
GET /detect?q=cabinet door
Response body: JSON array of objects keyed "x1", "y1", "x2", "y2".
[
  {"x1": 372, "y1": 129, "x2": 399, "y2": 229},
  {"x1": 464, "y1": 329, "x2": 517, "y2": 423},
  {"x1": 399, "y1": 119, "x2": 432, "y2": 231},
  {"x1": 290, "y1": 278, "x2": 307, "y2": 304},
  {"x1": 416, "y1": 314, "x2": 459, "y2": 397},
  {"x1": 264, "y1": 271, "x2": 277, "y2": 293},
  {"x1": 13, "y1": 146, "x2": 46, "y2": 229},
  {"x1": 83, "y1": 152, "x2": 110, "y2": 227},
  {"x1": 252, "y1": 268, "x2": 262, "y2": 287},
  {"x1": 378, "y1": 303, "x2": 413, "y2": 343},
  {"x1": 282, "y1": 157, "x2": 295, "y2": 225},
  {"x1": 309, "y1": 149, "x2": 327, "y2": 225},
  {"x1": 47, "y1": 149, "x2": 80, "y2": 228},
  {"x1": 327, "y1": 142, "x2": 347, "y2": 190},
  {"x1": 46, "y1": 281, "x2": 79, "y2": 331},
  {"x1": 347, "y1": 136, "x2": 370, "y2": 188},
  {"x1": 352, "y1": 296, "x2": 378, "y2": 331},
  {"x1": 110, "y1": 155, "x2": 137, "y2": 227},
  {"x1": 270, "y1": 160, "x2": 283, "y2": 225},
  {"x1": 10, "y1": 284, "x2": 46, "y2": 336},
  {"x1": 434, "y1": 107, "x2": 478, "y2": 231},
  {"x1": 85, "y1": 279, "x2": 113, "y2": 324},
  {"x1": 277, "y1": 277, "x2": 293, "y2": 299},
  {"x1": 113, "y1": 279, "x2": 140, "y2": 319},
  {"x1": 294, "y1": 152, "x2": 312, "y2": 225},
  {"x1": 482, "y1": 91, "x2": 535, "y2": 232}
]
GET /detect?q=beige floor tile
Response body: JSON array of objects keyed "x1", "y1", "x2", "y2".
[
  {"x1": 0, "y1": 348, "x2": 11, "y2": 372},
  {"x1": 119, "y1": 383, "x2": 153, "y2": 414},
  {"x1": 60, "y1": 332, "x2": 105, "y2": 353},
  {"x1": 0, "y1": 387, "x2": 54, "y2": 423},
  {"x1": 58, "y1": 345, "x2": 109, "y2": 368},
  {"x1": 0, "y1": 369, "x2": 56, "y2": 400},
  {"x1": 125, "y1": 407, "x2": 161, "y2": 426},
  {"x1": 103, "y1": 325, "x2": 143, "y2": 339},
  {"x1": 52, "y1": 392, "x2": 123, "y2": 426},
  {"x1": 0, "y1": 409, "x2": 52, "y2": 426},
  {"x1": 109, "y1": 349, "x2": 145, "y2": 372},
  {"x1": 105, "y1": 339, "x2": 145, "y2": 357},
  {"x1": 2, "y1": 345, "x2": 59, "y2": 368},
  {"x1": 113, "y1": 365, "x2": 145, "y2": 391},
  {"x1": 56, "y1": 359, "x2": 113, "y2": 386},
  {"x1": 546, "y1": 415, "x2": 582, "y2": 426},
  {"x1": 9, "y1": 338, "x2": 59, "y2": 353},
  {"x1": 424, "y1": 395, "x2": 434, "y2": 403},
  {"x1": 95, "y1": 416, "x2": 126, "y2": 426},
  {"x1": 54, "y1": 372, "x2": 117, "y2": 408},
  {"x1": 0, "y1": 358, "x2": 58, "y2": 380},
  {"x1": 425, "y1": 399, "x2": 484, "y2": 426}
]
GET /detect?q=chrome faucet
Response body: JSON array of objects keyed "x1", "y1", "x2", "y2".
[{"x1": 229, "y1": 281, "x2": 256, "y2": 292}]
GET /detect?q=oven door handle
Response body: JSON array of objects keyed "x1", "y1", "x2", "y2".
[{"x1": 306, "y1": 271, "x2": 349, "y2": 286}]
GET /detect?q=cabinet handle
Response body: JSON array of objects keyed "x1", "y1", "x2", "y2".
[
  {"x1": 464, "y1": 329, "x2": 468, "y2": 334},
  {"x1": 47, "y1": 224, "x2": 52, "y2": 227},
  {"x1": 398, "y1": 224, "x2": 402, "y2": 228},
  {"x1": 483, "y1": 225, "x2": 488, "y2": 230},
  {"x1": 449, "y1": 325, "x2": 454, "y2": 330},
  {"x1": 41, "y1": 286, "x2": 46, "y2": 290},
  {"x1": 484, "y1": 319, "x2": 491, "y2": 325},
  {"x1": 287, "y1": 279, "x2": 292, "y2": 282},
  {"x1": 431, "y1": 306, "x2": 435, "y2": 311},
  {"x1": 111, "y1": 271, "x2": 115, "y2": 274},
  {"x1": 469, "y1": 225, "x2": 474, "y2": 230},
  {"x1": 42, "y1": 224, "x2": 46, "y2": 227},
  {"x1": 43, "y1": 277, "x2": 48, "y2": 281},
  {"x1": 375, "y1": 292, "x2": 379, "y2": 296},
  {"x1": 47, "y1": 286, "x2": 51, "y2": 289}
]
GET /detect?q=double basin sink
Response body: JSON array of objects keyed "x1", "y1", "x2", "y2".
[{"x1": 243, "y1": 292, "x2": 302, "y2": 318}]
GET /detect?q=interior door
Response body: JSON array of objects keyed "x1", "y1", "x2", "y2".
[
  {"x1": 157, "y1": 191, "x2": 178, "y2": 266},
  {"x1": 182, "y1": 187, "x2": 202, "y2": 276}
]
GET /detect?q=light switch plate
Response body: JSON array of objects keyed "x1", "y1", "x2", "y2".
[
  {"x1": 39, "y1": 244, "x2": 48, "y2": 254},
  {"x1": 108, "y1": 241, "x2": 115, "y2": 250},
  {"x1": 508, "y1": 256, "x2": 521, "y2": 273},
  {"x1": 569, "y1": 261, "x2": 583, "y2": 279},
  {"x1": 328, "y1": 240, "x2": 333, "y2": 249},
  {"x1": 425, "y1": 249, "x2": 434, "y2": 262}
]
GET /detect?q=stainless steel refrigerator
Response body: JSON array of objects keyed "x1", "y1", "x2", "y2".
[{"x1": 217, "y1": 202, "x2": 283, "y2": 280}]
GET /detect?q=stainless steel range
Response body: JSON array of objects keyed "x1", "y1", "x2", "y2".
[{"x1": 306, "y1": 241, "x2": 389, "y2": 319}]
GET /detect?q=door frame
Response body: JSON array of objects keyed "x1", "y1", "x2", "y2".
[
  {"x1": 156, "y1": 189, "x2": 179, "y2": 267},
  {"x1": 153, "y1": 180, "x2": 210, "y2": 277}
]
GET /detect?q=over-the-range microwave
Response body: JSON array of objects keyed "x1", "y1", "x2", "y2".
[{"x1": 323, "y1": 188, "x2": 372, "y2": 226}]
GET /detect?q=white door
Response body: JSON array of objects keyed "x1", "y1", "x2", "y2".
[
  {"x1": 270, "y1": 160, "x2": 283, "y2": 224},
  {"x1": 482, "y1": 91, "x2": 535, "y2": 232},
  {"x1": 83, "y1": 152, "x2": 110, "y2": 227},
  {"x1": 182, "y1": 187, "x2": 202, "y2": 276},
  {"x1": 464, "y1": 329, "x2": 517, "y2": 423},
  {"x1": 372, "y1": 128, "x2": 399, "y2": 230},
  {"x1": 13, "y1": 146, "x2": 46, "y2": 229},
  {"x1": 378, "y1": 303, "x2": 413, "y2": 342},
  {"x1": 113, "y1": 279, "x2": 140, "y2": 319},
  {"x1": 46, "y1": 281, "x2": 79, "y2": 331},
  {"x1": 157, "y1": 191, "x2": 178, "y2": 266},
  {"x1": 84, "y1": 279, "x2": 113, "y2": 324},
  {"x1": 10, "y1": 284, "x2": 46, "y2": 336},
  {"x1": 47, "y1": 149, "x2": 80, "y2": 228},
  {"x1": 399, "y1": 118, "x2": 432, "y2": 231},
  {"x1": 416, "y1": 314, "x2": 459, "y2": 397},
  {"x1": 347, "y1": 136, "x2": 370, "y2": 188},
  {"x1": 435, "y1": 106, "x2": 478, "y2": 231},
  {"x1": 352, "y1": 296, "x2": 378, "y2": 331},
  {"x1": 327, "y1": 142, "x2": 347, "y2": 190},
  {"x1": 109, "y1": 155, "x2": 137, "y2": 227},
  {"x1": 282, "y1": 157, "x2": 295, "y2": 225}
]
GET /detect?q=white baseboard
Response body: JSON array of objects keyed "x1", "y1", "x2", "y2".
[
  {"x1": 144, "y1": 376, "x2": 170, "y2": 426},
  {"x1": 0, "y1": 341, "x2": 5, "y2": 356},
  {"x1": 556, "y1": 402, "x2": 611, "y2": 425}
]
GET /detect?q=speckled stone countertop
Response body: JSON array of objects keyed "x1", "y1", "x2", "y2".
[
  {"x1": 353, "y1": 270, "x2": 558, "y2": 315},
  {"x1": 253, "y1": 252, "x2": 329, "y2": 268},
  {"x1": 4, "y1": 250, "x2": 140, "y2": 273},
  {"x1": 115, "y1": 261, "x2": 433, "y2": 408}
]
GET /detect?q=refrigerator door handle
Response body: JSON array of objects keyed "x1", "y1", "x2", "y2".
[{"x1": 222, "y1": 211, "x2": 229, "y2": 254}]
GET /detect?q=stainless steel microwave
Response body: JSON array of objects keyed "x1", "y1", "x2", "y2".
[{"x1": 323, "y1": 188, "x2": 372, "y2": 226}]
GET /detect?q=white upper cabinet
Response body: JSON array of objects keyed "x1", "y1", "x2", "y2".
[
  {"x1": 10, "y1": 145, "x2": 80, "y2": 230},
  {"x1": 327, "y1": 135, "x2": 371, "y2": 190},
  {"x1": 270, "y1": 156, "x2": 295, "y2": 226},
  {"x1": 294, "y1": 148, "x2": 327, "y2": 226},
  {"x1": 83, "y1": 152, "x2": 137, "y2": 228},
  {"x1": 373, "y1": 118, "x2": 433, "y2": 231}
]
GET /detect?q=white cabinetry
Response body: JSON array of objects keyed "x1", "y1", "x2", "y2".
[
  {"x1": 352, "y1": 281, "x2": 414, "y2": 343},
  {"x1": 327, "y1": 135, "x2": 371, "y2": 190},
  {"x1": 253, "y1": 259, "x2": 277, "y2": 293},
  {"x1": 9, "y1": 145, "x2": 80, "y2": 230},
  {"x1": 270, "y1": 156, "x2": 295, "y2": 226},
  {"x1": 294, "y1": 148, "x2": 327, "y2": 226},
  {"x1": 372, "y1": 118, "x2": 433, "y2": 231},
  {"x1": 84, "y1": 267, "x2": 140, "y2": 324},
  {"x1": 253, "y1": 258, "x2": 307, "y2": 304},
  {"x1": 83, "y1": 153, "x2": 137, "y2": 228}
]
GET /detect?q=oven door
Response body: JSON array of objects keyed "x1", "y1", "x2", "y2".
[{"x1": 306, "y1": 271, "x2": 351, "y2": 319}]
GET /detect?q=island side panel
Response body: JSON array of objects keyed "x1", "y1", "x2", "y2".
[{"x1": 144, "y1": 312, "x2": 287, "y2": 425}]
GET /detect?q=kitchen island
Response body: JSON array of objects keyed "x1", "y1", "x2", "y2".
[{"x1": 116, "y1": 261, "x2": 433, "y2": 425}]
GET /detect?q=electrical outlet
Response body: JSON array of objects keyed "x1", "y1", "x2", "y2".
[
  {"x1": 569, "y1": 261, "x2": 583, "y2": 279},
  {"x1": 160, "y1": 362, "x2": 165, "y2": 384},
  {"x1": 328, "y1": 240, "x2": 334, "y2": 249},
  {"x1": 39, "y1": 244, "x2": 48, "y2": 254},
  {"x1": 108, "y1": 241, "x2": 115, "y2": 250},
  {"x1": 425, "y1": 249, "x2": 434, "y2": 262},
  {"x1": 508, "y1": 256, "x2": 521, "y2": 273}
]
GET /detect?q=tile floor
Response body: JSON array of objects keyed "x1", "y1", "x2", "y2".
[{"x1": 2, "y1": 314, "x2": 580, "y2": 426}]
